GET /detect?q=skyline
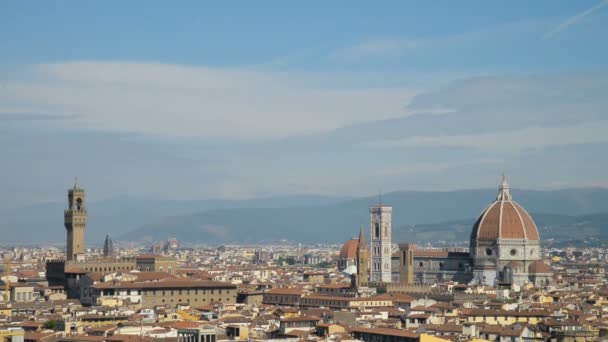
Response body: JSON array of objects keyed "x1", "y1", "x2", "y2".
[{"x1": 1, "y1": 1, "x2": 608, "y2": 210}]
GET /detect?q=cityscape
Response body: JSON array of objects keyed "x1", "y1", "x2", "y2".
[{"x1": 2, "y1": 1, "x2": 608, "y2": 342}]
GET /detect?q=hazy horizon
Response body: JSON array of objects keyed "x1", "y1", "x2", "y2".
[{"x1": 2, "y1": 1, "x2": 607, "y2": 211}]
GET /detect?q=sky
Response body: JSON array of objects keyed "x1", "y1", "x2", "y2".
[{"x1": 1, "y1": 1, "x2": 608, "y2": 209}]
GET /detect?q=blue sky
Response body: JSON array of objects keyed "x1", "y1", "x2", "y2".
[{"x1": 1, "y1": 1, "x2": 607, "y2": 208}]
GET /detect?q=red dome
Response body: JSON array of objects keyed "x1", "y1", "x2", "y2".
[
  {"x1": 471, "y1": 176, "x2": 540, "y2": 241},
  {"x1": 339, "y1": 239, "x2": 359, "y2": 260},
  {"x1": 528, "y1": 260, "x2": 551, "y2": 274}
]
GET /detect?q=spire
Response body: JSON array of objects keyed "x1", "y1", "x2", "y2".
[
  {"x1": 358, "y1": 226, "x2": 367, "y2": 249},
  {"x1": 103, "y1": 234, "x2": 114, "y2": 257},
  {"x1": 73, "y1": 176, "x2": 80, "y2": 190},
  {"x1": 497, "y1": 173, "x2": 512, "y2": 201}
]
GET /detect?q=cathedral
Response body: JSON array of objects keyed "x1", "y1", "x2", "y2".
[{"x1": 338, "y1": 175, "x2": 552, "y2": 287}]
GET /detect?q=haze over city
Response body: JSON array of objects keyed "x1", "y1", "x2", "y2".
[
  {"x1": 2, "y1": 1, "x2": 608, "y2": 211},
  {"x1": 1, "y1": 3, "x2": 608, "y2": 341}
]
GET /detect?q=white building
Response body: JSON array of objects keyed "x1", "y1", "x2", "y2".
[{"x1": 370, "y1": 204, "x2": 392, "y2": 282}]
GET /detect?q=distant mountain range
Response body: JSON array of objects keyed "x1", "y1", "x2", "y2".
[{"x1": 2, "y1": 187, "x2": 607, "y2": 245}]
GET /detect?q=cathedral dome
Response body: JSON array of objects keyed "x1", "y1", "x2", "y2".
[
  {"x1": 339, "y1": 239, "x2": 359, "y2": 260},
  {"x1": 470, "y1": 176, "x2": 539, "y2": 242},
  {"x1": 528, "y1": 260, "x2": 551, "y2": 274}
]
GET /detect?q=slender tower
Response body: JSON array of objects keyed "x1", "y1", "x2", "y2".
[
  {"x1": 103, "y1": 234, "x2": 114, "y2": 258},
  {"x1": 64, "y1": 178, "x2": 87, "y2": 261},
  {"x1": 356, "y1": 226, "x2": 370, "y2": 286},
  {"x1": 370, "y1": 200, "x2": 392, "y2": 282}
]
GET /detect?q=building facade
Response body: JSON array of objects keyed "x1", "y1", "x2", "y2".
[{"x1": 91, "y1": 280, "x2": 237, "y2": 309}]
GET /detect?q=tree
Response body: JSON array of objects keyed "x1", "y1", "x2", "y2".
[{"x1": 43, "y1": 319, "x2": 57, "y2": 330}]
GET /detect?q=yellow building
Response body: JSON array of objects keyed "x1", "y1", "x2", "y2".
[
  {"x1": 462, "y1": 309, "x2": 548, "y2": 326},
  {"x1": 92, "y1": 279, "x2": 237, "y2": 309}
]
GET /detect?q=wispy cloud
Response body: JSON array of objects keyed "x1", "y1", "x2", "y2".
[
  {"x1": 0, "y1": 108, "x2": 78, "y2": 122},
  {"x1": 374, "y1": 159, "x2": 503, "y2": 177},
  {"x1": 369, "y1": 121, "x2": 608, "y2": 153},
  {"x1": 330, "y1": 38, "x2": 423, "y2": 60},
  {"x1": 544, "y1": 0, "x2": 608, "y2": 39},
  {"x1": 0, "y1": 61, "x2": 417, "y2": 140}
]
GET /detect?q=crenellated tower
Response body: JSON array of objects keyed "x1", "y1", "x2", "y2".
[{"x1": 64, "y1": 178, "x2": 87, "y2": 261}]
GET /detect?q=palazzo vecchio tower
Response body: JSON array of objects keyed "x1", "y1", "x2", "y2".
[{"x1": 64, "y1": 178, "x2": 87, "y2": 261}]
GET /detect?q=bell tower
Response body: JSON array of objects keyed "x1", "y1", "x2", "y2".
[
  {"x1": 370, "y1": 201, "x2": 392, "y2": 283},
  {"x1": 64, "y1": 178, "x2": 87, "y2": 261},
  {"x1": 356, "y1": 226, "x2": 370, "y2": 286}
]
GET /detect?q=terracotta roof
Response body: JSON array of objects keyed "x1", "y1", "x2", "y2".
[
  {"x1": 267, "y1": 288, "x2": 305, "y2": 295},
  {"x1": 339, "y1": 239, "x2": 359, "y2": 260},
  {"x1": 462, "y1": 309, "x2": 549, "y2": 317},
  {"x1": 132, "y1": 272, "x2": 176, "y2": 281},
  {"x1": 318, "y1": 284, "x2": 351, "y2": 289},
  {"x1": 281, "y1": 315, "x2": 322, "y2": 322},
  {"x1": 24, "y1": 331, "x2": 56, "y2": 340},
  {"x1": 529, "y1": 260, "x2": 551, "y2": 274},
  {"x1": 419, "y1": 324, "x2": 463, "y2": 333},
  {"x1": 471, "y1": 179, "x2": 540, "y2": 241},
  {"x1": 59, "y1": 336, "x2": 106, "y2": 341},
  {"x1": 283, "y1": 330, "x2": 311, "y2": 337},
  {"x1": 414, "y1": 250, "x2": 449, "y2": 258},
  {"x1": 350, "y1": 326, "x2": 419, "y2": 338},
  {"x1": 91, "y1": 280, "x2": 235, "y2": 290}
]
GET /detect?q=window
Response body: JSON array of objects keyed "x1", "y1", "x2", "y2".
[
  {"x1": 510, "y1": 249, "x2": 517, "y2": 256},
  {"x1": 485, "y1": 248, "x2": 493, "y2": 256}
]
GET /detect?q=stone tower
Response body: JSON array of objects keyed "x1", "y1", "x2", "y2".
[
  {"x1": 64, "y1": 178, "x2": 87, "y2": 261},
  {"x1": 356, "y1": 226, "x2": 370, "y2": 286},
  {"x1": 370, "y1": 203, "x2": 392, "y2": 282},
  {"x1": 398, "y1": 243, "x2": 415, "y2": 285}
]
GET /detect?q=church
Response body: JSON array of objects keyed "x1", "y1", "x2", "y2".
[{"x1": 337, "y1": 175, "x2": 552, "y2": 287}]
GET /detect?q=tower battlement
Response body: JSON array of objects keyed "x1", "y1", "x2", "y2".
[{"x1": 64, "y1": 178, "x2": 87, "y2": 261}]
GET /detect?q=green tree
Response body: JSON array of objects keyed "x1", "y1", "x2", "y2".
[{"x1": 43, "y1": 319, "x2": 57, "y2": 330}]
